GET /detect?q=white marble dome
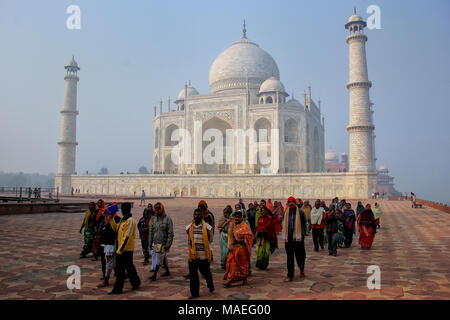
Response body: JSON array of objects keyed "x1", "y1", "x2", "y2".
[
  {"x1": 259, "y1": 77, "x2": 285, "y2": 93},
  {"x1": 209, "y1": 37, "x2": 280, "y2": 93},
  {"x1": 325, "y1": 149, "x2": 338, "y2": 162},
  {"x1": 177, "y1": 85, "x2": 199, "y2": 100}
]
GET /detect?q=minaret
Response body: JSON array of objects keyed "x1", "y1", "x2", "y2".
[
  {"x1": 56, "y1": 56, "x2": 80, "y2": 194},
  {"x1": 345, "y1": 10, "x2": 375, "y2": 172}
]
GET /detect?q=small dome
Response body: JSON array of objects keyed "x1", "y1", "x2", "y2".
[
  {"x1": 259, "y1": 77, "x2": 285, "y2": 93},
  {"x1": 325, "y1": 149, "x2": 338, "y2": 162},
  {"x1": 347, "y1": 13, "x2": 363, "y2": 23},
  {"x1": 378, "y1": 166, "x2": 388, "y2": 172},
  {"x1": 177, "y1": 85, "x2": 199, "y2": 100}
]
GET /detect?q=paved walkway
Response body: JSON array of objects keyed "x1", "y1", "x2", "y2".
[{"x1": 0, "y1": 199, "x2": 449, "y2": 300}]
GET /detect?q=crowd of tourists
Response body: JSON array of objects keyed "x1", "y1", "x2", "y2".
[{"x1": 79, "y1": 196, "x2": 383, "y2": 298}]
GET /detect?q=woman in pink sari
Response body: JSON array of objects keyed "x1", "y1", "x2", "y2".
[{"x1": 357, "y1": 204, "x2": 377, "y2": 249}]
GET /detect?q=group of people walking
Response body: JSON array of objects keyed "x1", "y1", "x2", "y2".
[{"x1": 79, "y1": 196, "x2": 382, "y2": 298}]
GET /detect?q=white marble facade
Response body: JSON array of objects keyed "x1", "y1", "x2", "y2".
[
  {"x1": 152, "y1": 30, "x2": 325, "y2": 175},
  {"x1": 56, "y1": 14, "x2": 378, "y2": 199}
]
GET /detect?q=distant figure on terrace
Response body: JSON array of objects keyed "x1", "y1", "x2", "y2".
[{"x1": 140, "y1": 190, "x2": 146, "y2": 206}]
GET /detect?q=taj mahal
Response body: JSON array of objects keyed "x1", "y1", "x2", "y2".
[{"x1": 55, "y1": 11, "x2": 378, "y2": 199}]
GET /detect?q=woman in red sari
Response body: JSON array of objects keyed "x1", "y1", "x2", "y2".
[
  {"x1": 357, "y1": 204, "x2": 377, "y2": 249},
  {"x1": 224, "y1": 211, "x2": 254, "y2": 287}
]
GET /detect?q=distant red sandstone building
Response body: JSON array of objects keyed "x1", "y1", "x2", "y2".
[
  {"x1": 325, "y1": 149, "x2": 399, "y2": 197},
  {"x1": 325, "y1": 150, "x2": 348, "y2": 173},
  {"x1": 377, "y1": 166, "x2": 400, "y2": 197}
]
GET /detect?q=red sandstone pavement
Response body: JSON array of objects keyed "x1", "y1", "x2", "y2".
[{"x1": 0, "y1": 198, "x2": 449, "y2": 300}]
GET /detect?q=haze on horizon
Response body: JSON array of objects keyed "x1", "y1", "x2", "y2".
[{"x1": 0, "y1": 0, "x2": 449, "y2": 204}]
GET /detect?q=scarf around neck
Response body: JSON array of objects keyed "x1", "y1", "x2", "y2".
[
  {"x1": 187, "y1": 220, "x2": 211, "y2": 262},
  {"x1": 282, "y1": 206, "x2": 302, "y2": 242}
]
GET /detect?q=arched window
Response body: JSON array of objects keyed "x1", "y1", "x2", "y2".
[
  {"x1": 164, "y1": 154, "x2": 178, "y2": 174},
  {"x1": 198, "y1": 117, "x2": 232, "y2": 174},
  {"x1": 284, "y1": 151, "x2": 299, "y2": 173},
  {"x1": 165, "y1": 124, "x2": 179, "y2": 146},
  {"x1": 260, "y1": 97, "x2": 264, "y2": 104},
  {"x1": 284, "y1": 118, "x2": 298, "y2": 143},
  {"x1": 254, "y1": 118, "x2": 271, "y2": 143},
  {"x1": 266, "y1": 96, "x2": 273, "y2": 104}
]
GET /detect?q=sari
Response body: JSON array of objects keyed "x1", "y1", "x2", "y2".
[
  {"x1": 224, "y1": 220, "x2": 254, "y2": 282},
  {"x1": 271, "y1": 203, "x2": 283, "y2": 233},
  {"x1": 336, "y1": 209, "x2": 345, "y2": 247},
  {"x1": 357, "y1": 208, "x2": 376, "y2": 249},
  {"x1": 255, "y1": 214, "x2": 277, "y2": 270},
  {"x1": 218, "y1": 216, "x2": 230, "y2": 268},
  {"x1": 372, "y1": 204, "x2": 383, "y2": 227}
]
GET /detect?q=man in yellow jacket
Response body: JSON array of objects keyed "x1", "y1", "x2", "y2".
[{"x1": 108, "y1": 202, "x2": 141, "y2": 294}]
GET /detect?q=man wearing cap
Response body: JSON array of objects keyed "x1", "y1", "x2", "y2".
[{"x1": 282, "y1": 196, "x2": 307, "y2": 282}]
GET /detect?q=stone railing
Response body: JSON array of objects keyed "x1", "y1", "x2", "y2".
[
  {"x1": 416, "y1": 199, "x2": 450, "y2": 213},
  {"x1": 388, "y1": 195, "x2": 450, "y2": 213}
]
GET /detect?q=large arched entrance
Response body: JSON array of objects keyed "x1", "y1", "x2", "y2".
[{"x1": 197, "y1": 117, "x2": 232, "y2": 174}]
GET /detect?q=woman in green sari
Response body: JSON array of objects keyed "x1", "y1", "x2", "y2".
[{"x1": 255, "y1": 206, "x2": 278, "y2": 270}]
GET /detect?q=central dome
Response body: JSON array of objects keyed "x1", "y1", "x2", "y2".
[{"x1": 209, "y1": 37, "x2": 280, "y2": 93}]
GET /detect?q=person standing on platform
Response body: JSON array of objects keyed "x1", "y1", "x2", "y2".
[
  {"x1": 186, "y1": 208, "x2": 214, "y2": 299},
  {"x1": 282, "y1": 196, "x2": 306, "y2": 282},
  {"x1": 108, "y1": 202, "x2": 141, "y2": 294},
  {"x1": 311, "y1": 200, "x2": 325, "y2": 252},
  {"x1": 140, "y1": 190, "x2": 146, "y2": 207},
  {"x1": 149, "y1": 202, "x2": 174, "y2": 281}
]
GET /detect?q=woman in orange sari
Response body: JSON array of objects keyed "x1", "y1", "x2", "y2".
[
  {"x1": 357, "y1": 204, "x2": 377, "y2": 249},
  {"x1": 224, "y1": 211, "x2": 254, "y2": 287}
]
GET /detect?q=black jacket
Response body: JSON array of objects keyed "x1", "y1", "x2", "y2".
[
  {"x1": 325, "y1": 211, "x2": 338, "y2": 233},
  {"x1": 99, "y1": 216, "x2": 121, "y2": 245}
]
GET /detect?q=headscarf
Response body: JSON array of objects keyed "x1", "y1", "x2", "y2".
[
  {"x1": 372, "y1": 203, "x2": 383, "y2": 219},
  {"x1": 198, "y1": 200, "x2": 208, "y2": 208},
  {"x1": 154, "y1": 202, "x2": 166, "y2": 217},
  {"x1": 96, "y1": 199, "x2": 107, "y2": 221}
]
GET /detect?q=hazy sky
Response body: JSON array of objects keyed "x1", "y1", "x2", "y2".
[{"x1": 1, "y1": 0, "x2": 449, "y2": 203}]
